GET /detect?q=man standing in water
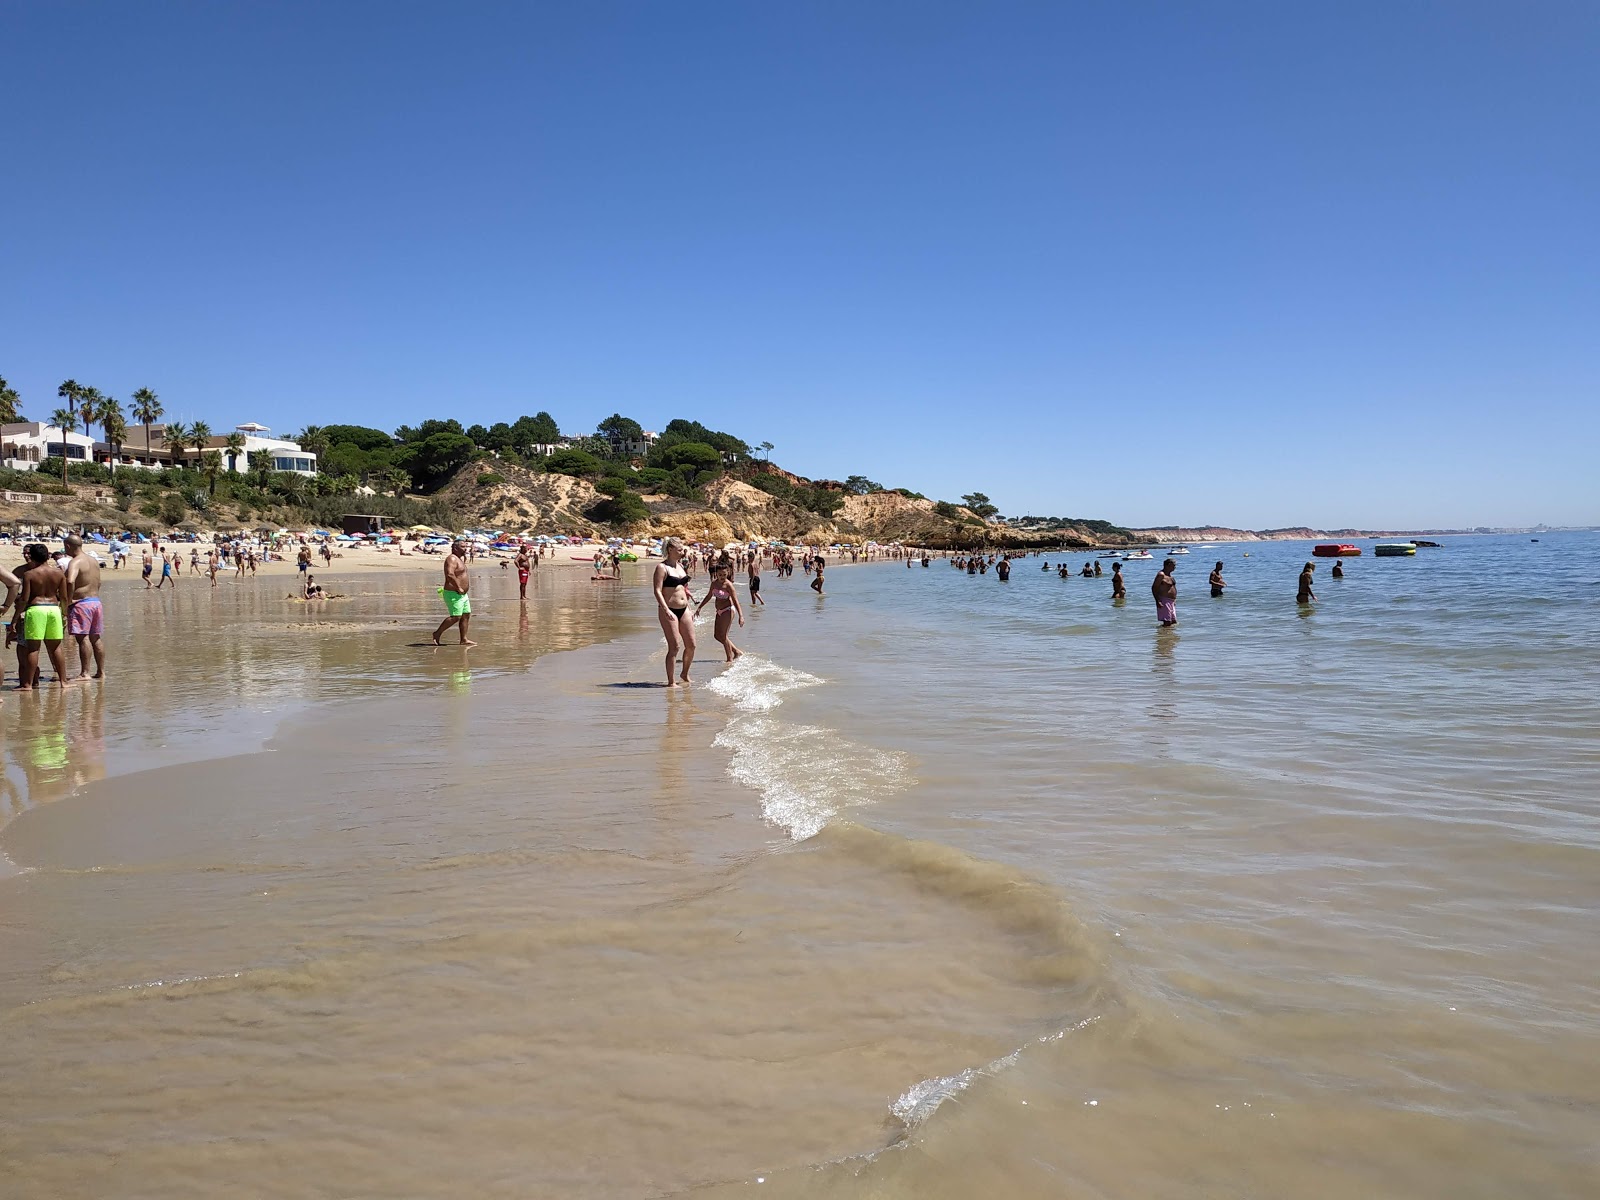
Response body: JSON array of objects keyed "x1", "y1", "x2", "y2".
[
  {"x1": 1209, "y1": 560, "x2": 1227, "y2": 598},
  {"x1": 432, "y1": 540, "x2": 476, "y2": 646},
  {"x1": 63, "y1": 535, "x2": 105, "y2": 680},
  {"x1": 1152, "y1": 557, "x2": 1178, "y2": 626},
  {"x1": 515, "y1": 544, "x2": 531, "y2": 600},
  {"x1": 17, "y1": 543, "x2": 69, "y2": 689}
]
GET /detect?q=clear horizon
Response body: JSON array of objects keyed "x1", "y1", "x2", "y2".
[{"x1": 2, "y1": 2, "x2": 1596, "y2": 529}]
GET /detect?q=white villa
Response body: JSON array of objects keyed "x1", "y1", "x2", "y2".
[
  {"x1": 2, "y1": 421, "x2": 317, "y2": 477},
  {"x1": 0, "y1": 422, "x2": 97, "y2": 470}
]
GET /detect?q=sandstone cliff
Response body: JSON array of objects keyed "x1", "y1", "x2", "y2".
[{"x1": 436, "y1": 463, "x2": 606, "y2": 534}]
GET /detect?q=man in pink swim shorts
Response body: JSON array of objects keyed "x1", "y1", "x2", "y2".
[{"x1": 63, "y1": 534, "x2": 107, "y2": 680}]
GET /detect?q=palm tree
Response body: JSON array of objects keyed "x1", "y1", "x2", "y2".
[
  {"x1": 91, "y1": 393, "x2": 121, "y2": 460},
  {"x1": 56, "y1": 379, "x2": 82, "y2": 485},
  {"x1": 51, "y1": 407, "x2": 77, "y2": 480},
  {"x1": 190, "y1": 421, "x2": 212, "y2": 475},
  {"x1": 103, "y1": 409, "x2": 127, "y2": 475},
  {"x1": 293, "y1": 425, "x2": 329, "y2": 459},
  {"x1": 382, "y1": 467, "x2": 409, "y2": 497},
  {"x1": 165, "y1": 421, "x2": 190, "y2": 470},
  {"x1": 248, "y1": 449, "x2": 274, "y2": 488},
  {"x1": 0, "y1": 376, "x2": 21, "y2": 424},
  {"x1": 131, "y1": 387, "x2": 163, "y2": 465},
  {"x1": 223, "y1": 431, "x2": 247, "y2": 473},
  {"x1": 77, "y1": 387, "x2": 104, "y2": 443},
  {"x1": 200, "y1": 450, "x2": 224, "y2": 496}
]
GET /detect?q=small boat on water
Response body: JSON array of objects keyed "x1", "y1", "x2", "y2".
[
  {"x1": 1374, "y1": 542, "x2": 1417, "y2": 557},
  {"x1": 1313, "y1": 543, "x2": 1361, "y2": 557},
  {"x1": 1166, "y1": 547, "x2": 1190, "y2": 555},
  {"x1": 1124, "y1": 551, "x2": 1154, "y2": 561}
]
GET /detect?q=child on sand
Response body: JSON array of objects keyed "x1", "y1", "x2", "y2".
[{"x1": 696, "y1": 566, "x2": 745, "y2": 662}]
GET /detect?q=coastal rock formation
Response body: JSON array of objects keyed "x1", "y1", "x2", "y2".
[
  {"x1": 436, "y1": 464, "x2": 605, "y2": 534},
  {"x1": 644, "y1": 479, "x2": 837, "y2": 545}
]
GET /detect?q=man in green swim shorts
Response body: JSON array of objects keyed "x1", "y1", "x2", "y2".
[
  {"x1": 432, "y1": 539, "x2": 477, "y2": 647},
  {"x1": 17, "y1": 543, "x2": 69, "y2": 690}
]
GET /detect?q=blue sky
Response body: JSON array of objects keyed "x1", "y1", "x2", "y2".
[{"x1": 2, "y1": 1, "x2": 1595, "y2": 528}]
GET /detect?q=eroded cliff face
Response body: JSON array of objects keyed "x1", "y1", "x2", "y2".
[
  {"x1": 433, "y1": 462, "x2": 1128, "y2": 547},
  {"x1": 436, "y1": 464, "x2": 606, "y2": 534}
]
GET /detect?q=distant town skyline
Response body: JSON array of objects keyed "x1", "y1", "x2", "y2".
[{"x1": 3, "y1": 3, "x2": 1595, "y2": 529}]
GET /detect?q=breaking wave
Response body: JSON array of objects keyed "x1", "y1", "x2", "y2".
[
  {"x1": 705, "y1": 655, "x2": 823, "y2": 712},
  {"x1": 713, "y1": 717, "x2": 912, "y2": 840}
]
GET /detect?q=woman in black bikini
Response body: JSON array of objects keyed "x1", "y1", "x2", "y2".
[{"x1": 653, "y1": 537, "x2": 697, "y2": 687}]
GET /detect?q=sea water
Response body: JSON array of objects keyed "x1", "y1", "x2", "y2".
[{"x1": 1, "y1": 534, "x2": 1596, "y2": 1197}]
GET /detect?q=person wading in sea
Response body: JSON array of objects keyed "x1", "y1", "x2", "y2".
[
  {"x1": 653, "y1": 537, "x2": 696, "y2": 687},
  {"x1": 1153, "y1": 558, "x2": 1178, "y2": 626},
  {"x1": 431, "y1": 540, "x2": 476, "y2": 646},
  {"x1": 695, "y1": 564, "x2": 745, "y2": 663},
  {"x1": 1209, "y1": 560, "x2": 1227, "y2": 598},
  {"x1": 515, "y1": 545, "x2": 531, "y2": 600},
  {"x1": 1297, "y1": 562, "x2": 1318, "y2": 605},
  {"x1": 1111, "y1": 561, "x2": 1125, "y2": 600},
  {"x1": 63, "y1": 535, "x2": 106, "y2": 680}
]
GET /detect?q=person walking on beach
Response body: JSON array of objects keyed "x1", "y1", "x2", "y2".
[
  {"x1": 432, "y1": 540, "x2": 476, "y2": 646},
  {"x1": 1209, "y1": 561, "x2": 1227, "y2": 598},
  {"x1": 63, "y1": 536, "x2": 105, "y2": 680},
  {"x1": 1297, "y1": 562, "x2": 1318, "y2": 605},
  {"x1": 141, "y1": 548, "x2": 153, "y2": 589},
  {"x1": 696, "y1": 565, "x2": 745, "y2": 663},
  {"x1": 747, "y1": 555, "x2": 764, "y2": 605},
  {"x1": 17, "y1": 544, "x2": 69, "y2": 690},
  {"x1": 515, "y1": 546, "x2": 531, "y2": 599},
  {"x1": 1111, "y1": 561, "x2": 1125, "y2": 600},
  {"x1": 155, "y1": 551, "x2": 175, "y2": 589},
  {"x1": 1153, "y1": 558, "x2": 1178, "y2": 626},
  {"x1": 653, "y1": 537, "x2": 696, "y2": 688}
]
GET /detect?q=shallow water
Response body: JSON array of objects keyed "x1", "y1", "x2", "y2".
[{"x1": 2, "y1": 535, "x2": 1597, "y2": 1197}]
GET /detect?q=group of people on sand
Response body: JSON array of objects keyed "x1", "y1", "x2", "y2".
[{"x1": 1, "y1": 535, "x2": 106, "y2": 690}]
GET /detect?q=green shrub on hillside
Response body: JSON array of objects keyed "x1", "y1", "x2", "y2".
[
  {"x1": 588, "y1": 491, "x2": 649, "y2": 526},
  {"x1": 544, "y1": 449, "x2": 603, "y2": 477}
]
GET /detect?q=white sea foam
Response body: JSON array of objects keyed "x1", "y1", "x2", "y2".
[
  {"x1": 706, "y1": 655, "x2": 823, "y2": 712},
  {"x1": 713, "y1": 715, "x2": 911, "y2": 840},
  {"x1": 890, "y1": 1017, "x2": 1101, "y2": 1128}
]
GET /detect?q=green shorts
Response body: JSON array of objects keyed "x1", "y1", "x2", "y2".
[
  {"x1": 23, "y1": 605, "x2": 65, "y2": 642},
  {"x1": 439, "y1": 588, "x2": 471, "y2": 618}
]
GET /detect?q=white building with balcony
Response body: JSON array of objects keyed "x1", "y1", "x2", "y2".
[
  {"x1": 0, "y1": 422, "x2": 97, "y2": 471},
  {"x1": 106, "y1": 422, "x2": 318, "y2": 476}
]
